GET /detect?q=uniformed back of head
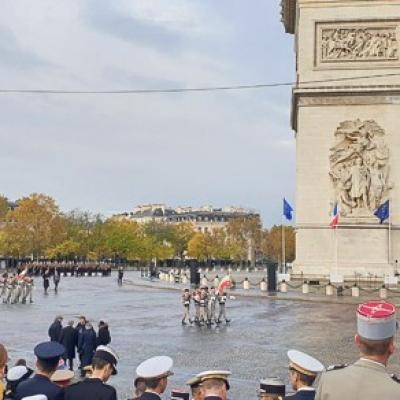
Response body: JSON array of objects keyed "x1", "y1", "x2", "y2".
[{"x1": 356, "y1": 301, "x2": 397, "y2": 359}]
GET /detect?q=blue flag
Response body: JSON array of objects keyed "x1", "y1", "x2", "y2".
[
  {"x1": 374, "y1": 200, "x2": 390, "y2": 224},
  {"x1": 283, "y1": 198, "x2": 294, "y2": 221}
]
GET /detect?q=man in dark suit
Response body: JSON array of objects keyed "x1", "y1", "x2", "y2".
[
  {"x1": 64, "y1": 345, "x2": 118, "y2": 400},
  {"x1": 135, "y1": 356, "x2": 174, "y2": 400},
  {"x1": 59, "y1": 320, "x2": 77, "y2": 371},
  {"x1": 48, "y1": 316, "x2": 63, "y2": 342},
  {"x1": 15, "y1": 341, "x2": 65, "y2": 400}
]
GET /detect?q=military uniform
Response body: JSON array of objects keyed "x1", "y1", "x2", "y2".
[
  {"x1": 316, "y1": 300, "x2": 400, "y2": 400},
  {"x1": 315, "y1": 359, "x2": 400, "y2": 400},
  {"x1": 287, "y1": 350, "x2": 324, "y2": 400},
  {"x1": 216, "y1": 292, "x2": 229, "y2": 324},
  {"x1": 15, "y1": 342, "x2": 65, "y2": 400},
  {"x1": 182, "y1": 290, "x2": 192, "y2": 325},
  {"x1": 257, "y1": 378, "x2": 285, "y2": 400},
  {"x1": 65, "y1": 378, "x2": 116, "y2": 400},
  {"x1": 136, "y1": 356, "x2": 174, "y2": 400}
]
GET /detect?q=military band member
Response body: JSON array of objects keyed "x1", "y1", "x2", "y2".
[
  {"x1": 315, "y1": 300, "x2": 400, "y2": 400},
  {"x1": 136, "y1": 356, "x2": 174, "y2": 400},
  {"x1": 257, "y1": 378, "x2": 286, "y2": 400},
  {"x1": 286, "y1": 350, "x2": 324, "y2": 399},
  {"x1": 181, "y1": 289, "x2": 192, "y2": 326}
]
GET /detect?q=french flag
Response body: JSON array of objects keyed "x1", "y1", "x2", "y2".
[{"x1": 330, "y1": 203, "x2": 339, "y2": 228}]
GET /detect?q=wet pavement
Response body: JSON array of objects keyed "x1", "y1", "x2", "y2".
[{"x1": 1, "y1": 271, "x2": 400, "y2": 399}]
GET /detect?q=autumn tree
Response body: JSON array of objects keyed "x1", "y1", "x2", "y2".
[
  {"x1": 226, "y1": 216, "x2": 262, "y2": 264},
  {"x1": 2, "y1": 193, "x2": 66, "y2": 258},
  {"x1": 170, "y1": 223, "x2": 195, "y2": 260},
  {"x1": 261, "y1": 225, "x2": 296, "y2": 264},
  {"x1": 0, "y1": 195, "x2": 9, "y2": 222}
]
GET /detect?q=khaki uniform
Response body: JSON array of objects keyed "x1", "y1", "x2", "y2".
[{"x1": 315, "y1": 359, "x2": 400, "y2": 400}]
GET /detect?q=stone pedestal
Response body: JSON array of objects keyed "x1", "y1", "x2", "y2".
[{"x1": 281, "y1": 0, "x2": 400, "y2": 278}]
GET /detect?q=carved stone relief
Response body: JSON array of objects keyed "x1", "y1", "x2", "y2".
[
  {"x1": 329, "y1": 120, "x2": 391, "y2": 217},
  {"x1": 316, "y1": 21, "x2": 400, "y2": 67}
]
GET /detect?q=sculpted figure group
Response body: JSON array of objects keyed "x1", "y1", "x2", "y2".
[
  {"x1": 329, "y1": 119, "x2": 391, "y2": 217},
  {"x1": 321, "y1": 27, "x2": 398, "y2": 62}
]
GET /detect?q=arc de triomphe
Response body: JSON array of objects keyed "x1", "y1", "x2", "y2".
[{"x1": 281, "y1": 0, "x2": 400, "y2": 277}]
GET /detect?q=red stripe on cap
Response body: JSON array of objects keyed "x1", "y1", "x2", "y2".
[{"x1": 358, "y1": 301, "x2": 396, "y2": 318}]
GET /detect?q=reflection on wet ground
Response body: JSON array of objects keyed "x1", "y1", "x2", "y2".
[{"x1": 1, "y1": 272, "x2": 399, "y2": 399}]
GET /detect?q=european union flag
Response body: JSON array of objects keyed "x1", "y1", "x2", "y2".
[
  {"x1": 374, "y1": 200, "x2": 390, "y2": 224},
  {"x1": 283, "y1": 198, "x2": 294, "y2": 221}
]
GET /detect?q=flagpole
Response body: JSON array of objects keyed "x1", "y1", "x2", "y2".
[
  {"x1": 388, "y1": 199, "x2": 392, "y2": 267},
  {"x1": 282, "y1": 214, "x2": 286, "y2": 274}
]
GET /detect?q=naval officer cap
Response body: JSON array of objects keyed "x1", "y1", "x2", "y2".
[
  {"x1": 94, "y1": 345, "x2": 119, "y2": 375},
  {"x1": 186, "y1": 375, "x2": 201, "y2": 389},
  {"x1": 34, "y1": 342, "x2": 65, "y2": 361},
  {"x1": 258, "y1": 378, "x2": 285, "y2": 397},
  {"x1": 196, "y1": 370, "x2": 231, "y2": 390},
  {"x1": 287, "y1": 350, "x2": 324, "y2": 376},
  {"x1": 357, "y1": 300, "x2": 397, "y2": 340},
  {"x1": 136, "y1": 356, "x2": 174, "y2": 379}
]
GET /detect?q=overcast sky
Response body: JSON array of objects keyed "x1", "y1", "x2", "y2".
[{"x1": 0, "y1": 0, "x2": 295, "y2": 227}]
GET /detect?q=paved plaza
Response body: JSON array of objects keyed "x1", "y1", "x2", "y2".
[{"x1": 2, "y1": 271, "x2": 400, "y2": 399}]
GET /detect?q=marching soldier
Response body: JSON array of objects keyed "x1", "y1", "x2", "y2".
[
  {"x1": 257, "y1": 378, "x2": 286, "y2": 400},
  {"x1": 181, "y1": 289, "x2": 192, "y2": 325},
  {"x1": 315, "y1": 300, "x2": 400, "y2": 400},
  {"x1": 5, "y1": 275, "x2": 15, "y2": 304},
  {"x1": 207, "y1": 286, "x2": 217, "y2": 326},
  {"x1": 199, "y1": 288, "x2": 208, "y2": 326},
  {"x1": 216, "y1": 289, "x2": 230, "y2": 325},
  {"x1": 192, "y1": 289, "x2": 201, "y2": 325},
  {"x1": 286, "y1": 350, "x2": 324, "y2": 399},
  {"x1": 22, "y1": 276, "x2": 34, "y2": 304},
  {"x1": 136, "y1": 356, "x2": 174, "y2": 400}
]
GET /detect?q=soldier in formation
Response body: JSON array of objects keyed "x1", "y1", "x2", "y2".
[
  {"x1": 0, "y1": 272, "x2": 34, "y2": 304},
  {"x1": 181, "y1": 286, "x2": 230, "y2": 326}
]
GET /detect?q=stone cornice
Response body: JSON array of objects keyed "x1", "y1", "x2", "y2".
[
  {"x1": 291, "y1": 85, "x2": 400, "y2": 130},
  {"x1": 281, "y1": 0, "x2": 297, "y2": 34}
]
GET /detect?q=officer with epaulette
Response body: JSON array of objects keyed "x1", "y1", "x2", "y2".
[
  {"x1": 136, "y1": 356, "x2": 174, "y2": 400},
  {"x1": 15, "y1": 341, "x2": 65, "y2": 400},
  {"x1": 286, "y1": 350, "x2": 324, "y2": 399},
  {"x1": 316, "y1": 300, "x2": 400, "y2": 400},
  {"x1": 257, "y1": 378, "x2": 286, "y2": 400}
]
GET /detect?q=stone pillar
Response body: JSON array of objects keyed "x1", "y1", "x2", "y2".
[{"x1": 281, "y1": 0, "x2": 400, "y2": 278}]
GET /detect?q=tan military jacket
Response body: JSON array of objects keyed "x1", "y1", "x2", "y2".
[{"x1": 315, "y1": 359, "x2": 400, "y2": 400}]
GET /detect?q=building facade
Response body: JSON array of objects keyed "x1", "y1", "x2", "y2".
[{"x1": 281, "y1": 0, "x2": 400, "y2": 277}]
